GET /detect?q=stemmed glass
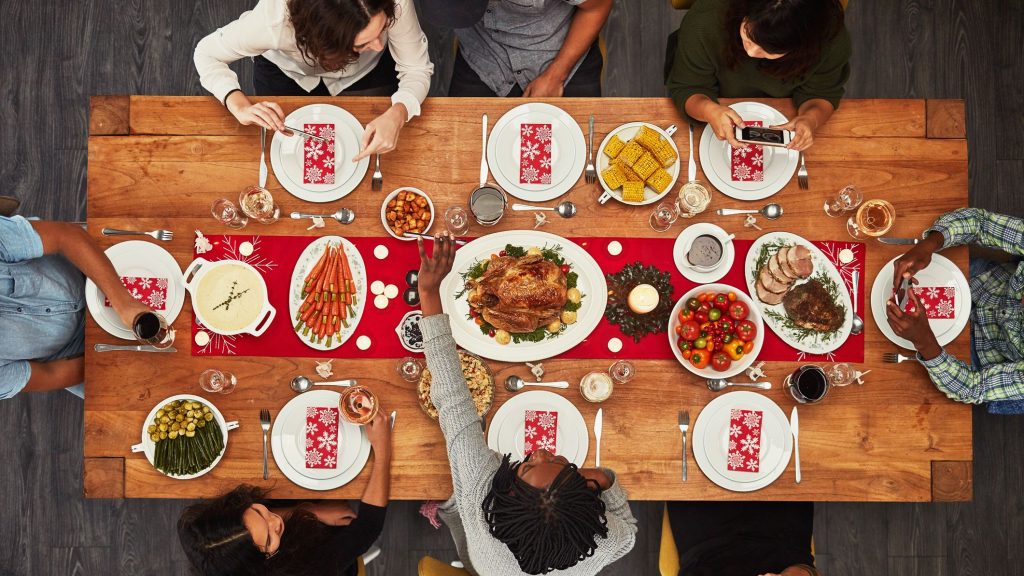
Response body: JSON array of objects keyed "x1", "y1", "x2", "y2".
[
  {"x1": 396, "y1": 357, "x2": 424, "y2": 382},
  {"x1": 823, "y1": 185, "x2": 863, "y2": 217},
  {"x1": 238, "y1": 186, "x2": 280, "y2": 225},
  {"x1": 649, "y1": 201, "x2": 679, "y2": 232},
  {"x1": 211, "y1": 198, "x2": 248, "y2": 229},
  {"x1": 826, "y1": 363, "x2": 862, "y2": 387},
  {"x1": 445, "y1": 206, "x2": 470, "y2": 236},
  {"x1": 199, "y1": 369, "x2": 237, "y2": 394},
  {"x1": 846, "y1": 198, "x2": 896, "y2": 239},
  {"x1": 608, "y1": 360, "x2": 636, "y2": 384}
]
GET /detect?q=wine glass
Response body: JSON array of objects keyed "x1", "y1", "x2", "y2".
[
  {"x1": 132, "y1": 311, "x2": 176, "y2": 349},
  {"x1": 211, "y1": 198, "x2": 249, "y2": 229},
  {"x1": 677, "y1": 182, "x2": 711, "y2": 219},
  {"x1": 649, "y1": 201, "x2": 679, "y2": 232},
  {"x1": 608, "y1": 360, "x2": 636, "y2": 384},
  {"x1": 445, "y1": 206, "x2": 470, "y2": 236},
  {"x1": 199, "y1": 369, "x2": 237, "y2": 394},
  {"x1": 340, "y1": 386, "x2": 380, "y2": 425},
  {"x1": 396, "y1": 357, "x2": 424, "y2": 382},
  {"x1": 824, "y1": 185, "x2": 863, "y2": 217},
  {"x1": 238, "y1": 185, "x2": 280, "y2": 224},
  {"x1": 846, "y1": 198, "x2": 895, "y2": 239},
  {"x1": 827, "y1": 363, "x2": 861, "y2": 387}
]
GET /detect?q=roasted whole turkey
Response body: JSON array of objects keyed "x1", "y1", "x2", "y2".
[{"x1": 466, "y1": 254, "x2": 568, "y2": 333}]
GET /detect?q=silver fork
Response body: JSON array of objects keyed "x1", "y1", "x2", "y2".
[
  {"x1": 883, "y1": 352, "x2": 913, "y2": 364},
  {"x1": 259, "y1": 409, "x2": 271, "y2": 480},
  {"x1": 101, "y1": 228, "x2": 173, "y2": 241},
  {"x1": 584, "y1": 114, "x2": 596, "y2": 184},
  {"x1": 371, "y1": 154, "x2": 383, "y2": 191},
  {"x1": 678, "y1": 410, "x2": 690, "y2": 481},
  {"x1": 797, "y1": 153, "x2": 809, "y2": 189}
]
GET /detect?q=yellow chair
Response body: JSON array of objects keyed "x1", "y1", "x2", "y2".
[
  {"x1": 418, "y1": 556, "x2": 471, "y2": 576},
  {"x1": 356, "y1": 557, "x2": 366, "y2": 576}
]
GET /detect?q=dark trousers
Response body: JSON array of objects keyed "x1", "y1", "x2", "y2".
[
  {"x1": 252, "y1": 50, "x2": 399, "y2": 97},
  {"x1": 448, "y1": 42, "x2": 603, "y2": 97}
]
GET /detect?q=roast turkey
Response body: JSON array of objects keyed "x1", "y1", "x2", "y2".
[{"x1": 466, "y1": 254, "x2": 568, "y2": 333}]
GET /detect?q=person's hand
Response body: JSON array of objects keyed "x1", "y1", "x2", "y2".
[
  {"x1": 303, "y1": 501, "x2": 357, "y2": 526},
  {"x1": 113, "y1": 298, "x2": 152, "y2": 330},
  {"x1": 364, "y1": 408, "x2": 392, "y2": 456},
  {"x1": 580, "y1": 468, "x2": 612, "y2": 491},
  {"x1": 892, "y1": 233, "x2": 942, "y2": 292},
  {"x1": 773, "y1": 115, "x2": 817, "y2": 151},
  {"x1": 705, "y1": 103, "x2": 746, "y2": 149},
  {"x1": 225, "y1": 92, "x2": 286, "y2": 132},
  {"x1": 523, "y1": 71, "x2": 565, "y2": 98},
  {"x1": 417, "y1": 232, "x2": 456, "y2": 316},
  {"x1": 353, "y1": 104, "x2": 407, "y2": 162},
  {"x1": 886, "y1": 290, "x2": 941, "y2": 358}
]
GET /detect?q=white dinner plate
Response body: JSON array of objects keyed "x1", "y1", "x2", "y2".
[
  {"x1": 487, "y1": 390, "x2": 589, "y2": 467},
  {"x1": 672, "y1": 223, "x2": 735, "y2": 283},
  {"x1": 270, "y1": 104, "x2": 369, "y2": 203},
  {"x1": 271, "y1": 390, "x2": 371, "y2": 490},
  {"x1": 439, "y1": 230, "x2": 608, "y2": 362},
  {"x1": 871, "y1": 254, "x2": 971, "y2": 349},
  {"x1": 691, "y1": 391, "x2": 792, "y2": 492},
  {"x1": 288, "y1": 236, "x2": 368, "y2": 351},
  {"x1": 744, "y1": 231, "x2": 853, "y2": 355},
  {"x1": 486, "y1": 103, "x2": 586, "y2": 202},
  {"x1": 85, "y1": 240, "x2": 185, "y2": 339},
  {"x1": 596, "y1": 122, "x2": 680, "y2": 206},
  {"x1": 698, "y1": 102, "x2": 798, "y2": 201}
]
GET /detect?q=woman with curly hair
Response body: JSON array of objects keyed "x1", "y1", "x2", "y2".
[
  {"x1": 667, "y1": 0, "x2": 850, "y2": 151},
  {"x1": 194, "y1": 0, "x2": 433, "y2": 160},
  {"x1": 177, "y1": 409, "x2": 391, "y2": 576},
  {"x1": 414, "y1": 234, "x2": 637, "y2": 575}
]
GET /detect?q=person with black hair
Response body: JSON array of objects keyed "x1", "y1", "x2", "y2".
[
  {"x1": 177, "y1": 409, "x2": 392, "y2": 576},
  {"x1": 666, "y1": 0, "x2": 851, "y2": 151},
  {"x1": 415, "y1": 233, "x2": 637, "y2": 575}
]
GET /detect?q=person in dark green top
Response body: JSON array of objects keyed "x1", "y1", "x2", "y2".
[{"x1": 666, "y1": 0, "x2": 851, "y2": 151}]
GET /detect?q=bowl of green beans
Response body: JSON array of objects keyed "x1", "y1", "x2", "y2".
[{"x1": 131, "y1": 395, "x2": 239, "y2": 479}]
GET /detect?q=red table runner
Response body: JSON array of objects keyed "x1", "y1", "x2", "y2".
[{"x1": 192, "y1": 234, "x2": 864, "y2": 363}]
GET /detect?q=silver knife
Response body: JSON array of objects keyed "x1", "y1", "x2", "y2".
[
  {"x1": 258, "y1": 127, "x2": 268, "y2": 188},
  {"x1": 594, "y1": 408, "x2": 603, "y2": 468},
  {"x1": 389, "y1": 410, "x2": 396, "y2": 431},
  {"x1": 402, "y1": 231, "x2": 468, "y2": 246},
  {"x1": 790, "y1": 406, "x2": 801, "y2": 484},
  {"x1": 878, "y1": 237, "x2": 919, "y2": 245},
  {"x1": 94, "y1": 344, "x2": 177, "y2": 353},
  {"x1": 283, "y1": 125, "x2": 329, "y2": 142}
]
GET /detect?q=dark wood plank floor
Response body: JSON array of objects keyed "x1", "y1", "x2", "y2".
[{"x1": 1, "y1": 0, "x2": 1022, "y2": 574}]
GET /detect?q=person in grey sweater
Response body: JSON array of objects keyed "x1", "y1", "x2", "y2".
[{"x1": 416, "y1": 233, "x2": 637, "y2": 575}]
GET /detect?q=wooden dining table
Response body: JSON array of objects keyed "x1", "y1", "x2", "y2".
[{"x1": 83, "y1": 95, "x2": 972, "y2": 502}]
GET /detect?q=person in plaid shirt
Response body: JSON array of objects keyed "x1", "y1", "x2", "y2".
[{"x1": 885, "y1": 208, "x2": 1024, "y2": 407}]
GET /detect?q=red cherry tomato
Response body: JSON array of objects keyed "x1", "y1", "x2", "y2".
[
  {"x1": 695, "y1": 310, "x2": 709, "y2": 324},
  {"x1": 713, "y1": 293, "x2": 730, "y2": 310},
  {"x1": 499, "y1": 250, "x2": 507, "y2": 257},
  {"x1": 679, "y1": 320, "x2": 701, "y2": 341},
  {"x1": 711, "y1": 351, "x2": 731, "y2": 372},
  {"x1": 560, "y1": 264, "x2": 570, "y2": 274},
  {"x1": 728, "y1": 301, "x2": 749, "y2": 321},
  {"x1": 736, "y1": 319, "x2": 757, "y2": 342}
]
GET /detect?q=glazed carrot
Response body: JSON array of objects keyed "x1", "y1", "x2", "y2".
[
  {"x1": 340, "y1": 247, "x2": 354, "y2": 294},
  {"x1": 304, "y1": 244, "x2": 331, "y2": 292}
]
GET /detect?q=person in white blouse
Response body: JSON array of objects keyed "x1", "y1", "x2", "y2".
[{"x1": 194, "y1": 0, "x2": 434, "y2": 161}]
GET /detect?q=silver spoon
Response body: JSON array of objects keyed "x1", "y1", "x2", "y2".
[
  {"x1": 706, "y1": 378, "x2": 772, "y2": 392},
  {"x1": 510, "y1": 201, "x2": 577, "y2": 218},
  {"x1": 851, "y1": 269, "x2": 865, "y2": 335},
  {"x1": 504, "y1": 375, "x2": 570, "y2": 392},
  {"x1": 289, "y1": 375, "x2": 357, "y2": 394},
  {"x1": 290, "y1": 209, "x2": 355, "y2": 224},
  {"x1": 716, "y1": 203, "x2": 784, "y2": 220}
]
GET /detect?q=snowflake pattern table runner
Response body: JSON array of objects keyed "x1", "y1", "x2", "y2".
[
  {"x1": 726, "y1": 408, "x2": 763, "y2": 473},
  {"x1": 524, "y1": 410, "x2": 558, "y2": 455},
  {"x1": 520, "y1": 123, "x2": 553, "y2": 185},
  {"x1": 305, "y1": 406, "x2": 340, "y2": 469},
  {"x1": 731, "y1": 121, "x2": 764, "y2": 182},
  {"x1": 303, "y1": 123, "x2": 336, "y2": 185},
  {"x1": 904, "y1": 286, "x2": 957, "y2": 319},
  {"x1": 104, "y1": 276, "x2": 168, "y2": 310}
]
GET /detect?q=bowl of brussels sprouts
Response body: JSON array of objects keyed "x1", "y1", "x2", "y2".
[{"x1": 130, "y1": 395, "x2": 239, "y2": 479}]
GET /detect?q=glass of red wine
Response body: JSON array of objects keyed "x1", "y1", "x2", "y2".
[
  {"x1": 132, "y1": 311, "x2": 176, "y2": 349},
  {"x1": 784, "y1": 365, "x2": 830, "y2": 404}
]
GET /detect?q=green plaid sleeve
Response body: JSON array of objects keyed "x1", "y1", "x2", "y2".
[
  {"x1": 927, "y1": 208, "x2": 1024, "y2": 257},
  {"x1": 919, "y1": 350, "x2": 1024, "y2": 403}
]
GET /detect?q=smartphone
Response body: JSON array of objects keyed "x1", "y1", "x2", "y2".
[
  {"x1": 734, "y1": 126, "x2": 792, "y2": 147},
  {"x1": 895, "y1": 276, "x2": 912, "y2": 310}
]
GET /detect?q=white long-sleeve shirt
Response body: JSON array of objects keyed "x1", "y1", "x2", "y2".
[{"x1": 193, "y1": 0, "x2": 433, "y2": 120}]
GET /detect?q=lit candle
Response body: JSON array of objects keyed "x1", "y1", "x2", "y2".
[{"x1": 627, "y1": 284, "x2": 660, "y2": 314}]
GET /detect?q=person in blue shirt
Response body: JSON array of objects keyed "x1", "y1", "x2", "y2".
[{"x1": 1, "y1": 216, "x2": 151, "y2": 399}]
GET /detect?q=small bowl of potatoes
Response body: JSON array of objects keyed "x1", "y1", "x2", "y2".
[{"x1": 381, "y1": 187, "x2": 434, "y2": 241}]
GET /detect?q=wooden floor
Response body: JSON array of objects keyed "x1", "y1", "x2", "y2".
[{"x1": 1, "y1": 0, "x2": 1022, "y2": 574}]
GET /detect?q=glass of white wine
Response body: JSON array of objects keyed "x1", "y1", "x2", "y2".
[
  {"x1": 846, "y1": 198, "x2": 895, "y2": 239},
  {"x1": 239, "y1": 186, "x2": 280, "y2": 225}
]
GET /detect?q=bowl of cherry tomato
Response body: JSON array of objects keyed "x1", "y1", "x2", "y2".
[{"x1": 667, "y1": 283, "x2": 764, "y2": 379}]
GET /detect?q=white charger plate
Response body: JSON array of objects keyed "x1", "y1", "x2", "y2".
[
  {"x1": 870, "y1": 254, "x2": 971, "y2": 349},
  {"x1": 487, "y1": 390, "x2": 589, "y2": 467},
  {"x1": 691, "y1": 391, "x2": 792, "y2": 492},
  {"x1": 698, "y1": 102, "x2": 798, "y2": 201},
  {"x1": 744, "y1": 231, "x2": 853, "y2": 355},
  {"x1": 596, "y1": 122, "x2": 681, "y2": 206},
  {"x1": 486, "y1": 103, "x2": 585, "y2": 202},
  {"x1": 85, "y1": 241, "x2": 185, "y2": 339},
  {"x1": 288, "y1": 236, "x2": 368, "y2": 351},
  {"x1": 271, "y1": 390, "x2": 371, "y2": 490},
  {"x1": 672, "y1": 223, "x2": 735, "y2": 283},
  {"x1": 270, "y1": 104, "x2": 369, "y2": 203},
  {"x1": 439, "y1": 230, "x2": 608, "y2": 363}
]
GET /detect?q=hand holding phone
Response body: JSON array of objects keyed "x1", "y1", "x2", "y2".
[{"x1": 733, "y1": 126, "x2": 794, "y2": 148}]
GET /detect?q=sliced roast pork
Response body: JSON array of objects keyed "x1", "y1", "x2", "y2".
[
  {"x1": 786, "y1": 245, "x2": 814, "y2": 278},
  {"x1": 756, "y1": 266, "x2": 790, "y2": 305},
  {"x1": 776, "y1": 246, "x2": 799, "y2": 279}
]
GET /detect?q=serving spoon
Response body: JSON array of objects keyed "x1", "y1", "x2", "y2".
[
  {"x1": 504, "y1": 375, "x2": 570, "y2": 392},
  {"x1": 289, "y1": 375, "x2": 357, "y2": 394},
  {"x1": 510, "y1": 201, "x2": 577, "y2": 218},
  {"x1": 706, "y1": 378, "x2": 772, "y2": 392},
  {"x1": 716, "y1": 203, "x2": 784, "y2": 220}
]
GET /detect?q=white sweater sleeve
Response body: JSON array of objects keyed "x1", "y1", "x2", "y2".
[
  {"x1": 387, "y1": 0, "x2": 434, "y2": 120},
  {"x1": 193, "y1": 0, "x2": 283, "y2": 103}
]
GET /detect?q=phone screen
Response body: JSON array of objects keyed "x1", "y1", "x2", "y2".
[{"x1": 740, "y1": 126, "x2": 786, "y2": 145}]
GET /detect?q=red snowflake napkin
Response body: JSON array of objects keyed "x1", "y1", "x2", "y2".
[
  {"x1": 302, "y1": 123, "x2": 337, "y2": 185},
  {"x1": 304, "y1": 406, "x2": 340, "y2": 469},
  {"x1": 731, "y1": 121, "x2": 764, "y2": 182},
  {"x1": 520, "y1": 123, "x2": 553, "y2": 185},
  {"x1": 104, "y1": 276, "x2": 168, "y2": 311},
  {"x1": 524, "y1": 410, "x2": 558, "y2": 455},
  {"x1": 726, "y1": 408, "x2": 763, "y2": 473},
  {"x1": 904, "y1": 286, "x2": 958, "y2": 319}
]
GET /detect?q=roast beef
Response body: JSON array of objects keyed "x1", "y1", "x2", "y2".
[{"x1": 781, "y1": 279, "x2": 844, "y2": 332}]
